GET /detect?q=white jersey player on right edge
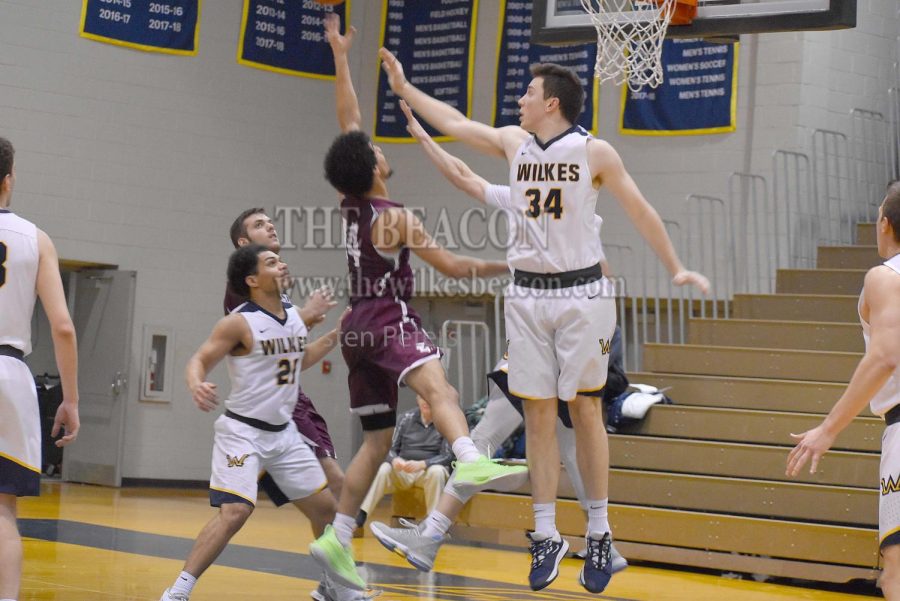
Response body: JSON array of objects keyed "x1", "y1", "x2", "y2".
[
  {"x1": 380, "y1": 52, "x2": 708, "y2": 594},
  {"x1": 788, "y1": 181, "x2": 900, "y2": 599}
]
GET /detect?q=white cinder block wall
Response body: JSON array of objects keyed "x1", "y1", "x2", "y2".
[{"x1": 1, "y1": 0, "x2": 895, "y2": 480}]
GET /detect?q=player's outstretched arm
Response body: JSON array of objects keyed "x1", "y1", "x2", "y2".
[
  {"x1": 185, "y1": 315, "x2": 249, "y2": 412},
  {"x1": 375, "y1": 208, "x2": 508, "y2": 278},
  {"x1": 300, "y1": 307, "x2": 349, "y2": 371},
  {"x1": 324, "y1": 13, "x2": 361, "y2": 132},
  {"x1": 592, "y1": 140, "x2": 709, "y2": 294},
  {"x1": 380, "y1": 48, "x2": 524, "y2": 160},
  {"x1": 786, "y1": 266, "x2": 900, "y2": 476},
  {"x1": 36, "y1": 229, "x2": 79, "y2": 447},
  {"x1": 400, "y1": 100, "x2": 490, "y2": 203}
]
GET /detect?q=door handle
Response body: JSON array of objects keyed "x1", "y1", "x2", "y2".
[{"x1": 111, "y1": 371, "x2": 127, "y2": 396}]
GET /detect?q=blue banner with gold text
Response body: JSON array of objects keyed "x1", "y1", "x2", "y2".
[
  {"x1": 238, "y1": 0, "x2": 350, "y2": 79},
  {"x1": 620, "y1": 39, "x2": 738, "y2": 136},
  {"x1": 375, "y1": 0, "x2": 478, "y2": 143},
  {"x1": 493, "y1": 0, "x2": 598, "y2": 133},
  {"x1": 80, "y1": 0, "x2": 200, "y2": 56}
]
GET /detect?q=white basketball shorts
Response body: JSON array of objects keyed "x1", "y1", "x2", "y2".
[
  {"x1": 504, "y1": 278, "x2": 617, "y2": 402},
  {"x1": 209, "y1": 414, "x2": 327, "y2": 507},
  {"x1": 0, "y1": 356, "x2": 41, "y2": 496},
  {"x1": 880, "y1": 419, "x2": 900, "y2": 548}
]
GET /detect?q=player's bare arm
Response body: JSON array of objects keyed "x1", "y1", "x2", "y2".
[
  {"x1": 372, "y1": 208, "x2": 507, "y2": 278},
  {"x1": 590, "y1": 139, "x2": 710, "y2": 294},
  {"x1": 185, "y1": 314, "x2": 252, "y2": 412},
  {"x1": 400, "y1": 99, "x2": 490, "y2": 203},
  {"x1": 300, "y1": 307, "x2": 350, "y2": 371},
  {"x1": 379, "y1": 48, "x2": 525, "y2": 160},
  {"x1": 35, "y1": 228, "x2": 80, "y2": 447},
  {"x1": 325, "y1": 13, "x2": 361, "y2": 133},
  {"x1": 787, "y1": 265, "x2": 900, "y2": 476}
]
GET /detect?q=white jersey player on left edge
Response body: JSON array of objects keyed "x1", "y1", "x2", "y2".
[
  {"x1": 0, "y1": 136, "x2": 80, "y2": 601},
  {"x1": 159, "y1": 244, "x2": 363, "y2": 601}
]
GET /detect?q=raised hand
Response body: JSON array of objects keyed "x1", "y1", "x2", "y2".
[
  {"x1": 400, "y1": 99, "x2": 427, "y2": 139},
  {"x1": 306, "y1": 286, "x2": 339, "y2": 317},
  {"x1": 379, "y1": 47, "x2": 408, "y2": 95},
  {"x1": 324, "y1": 12, "x2": 356, "y2": 56}
]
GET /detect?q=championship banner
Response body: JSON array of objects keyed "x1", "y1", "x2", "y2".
[
  {"x1": 493, "y1": 0, "x2": 599, "y2": 133},
  {"x1": 80, "y1": 0, "x2": 200, "y2": 56},
  {"x1": 374, "y1": 0, "x2": 478, "y2": 143},
  {"x1": 620, "y1": 38, "x2": 738, "y2": 136},
  {"x1": 238, "y1": 0, "x2": 350, "y2": 79}
]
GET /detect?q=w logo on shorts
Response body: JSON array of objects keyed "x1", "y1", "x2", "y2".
[
  {"x1": 226, "y1": 453, "x2": 250, "y2": 468},
  {"x1": 882, "y1": 474, "x2": 900, "y2": 496},
  {"x1": 598, "y1": 338, "x2": 611, "y2": 355}
]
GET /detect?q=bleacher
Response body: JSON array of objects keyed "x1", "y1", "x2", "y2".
[{"x1": 394, "y1": 222, "x2": 884, "y2": 583}]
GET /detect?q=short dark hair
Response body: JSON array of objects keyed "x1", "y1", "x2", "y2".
[
  {"x1": 324, "y1": 131, "x2": 376, "y2": 197},
  {"x1": 884, "y1": 180, "x2": 900, "y2": 243},
  {"x1": 0, "y1": 137, "x2": 14, "y2": 181},
  {"x1": 227, "y1": 244, "x2": 267, "y2": 298},
  {"x1": 229, "y1": 207, "x2": 267, "y2": 248},
  {"x1": 530, "y1": 63, "x2": 584, "y2": 124}
]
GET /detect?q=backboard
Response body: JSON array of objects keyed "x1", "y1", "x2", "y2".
[{"x1": 531, "y1": 0, "x2": 857, "y2": 45}]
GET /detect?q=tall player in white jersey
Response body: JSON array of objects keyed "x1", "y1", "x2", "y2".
[
  {"x1": 159, "y1": 244, "x2": 345, "y2": 601},
  {"x1": 380, "y1": 52, "x2": 709, "y2": 593},
  {"x1": 0, "y1": 136, "x2": 79, "y2": 601},
  {"x1": 788, "y1": 181, "x2": 900, "y2": 598}
]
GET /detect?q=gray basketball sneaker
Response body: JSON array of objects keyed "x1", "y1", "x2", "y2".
[
  {"x1": 369, "y1": 519, "x2": 446, "y2": 572},
  {"x1": 159, "y1": 590, "x2": 189, "y2": 601},
  {"x1": 311, "y1": 574, "x2": 381, "y2": 601}
]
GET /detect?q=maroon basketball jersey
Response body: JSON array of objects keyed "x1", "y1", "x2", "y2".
[{"x1": 341, "y1": 196, "x2": 415, "y2": 303}]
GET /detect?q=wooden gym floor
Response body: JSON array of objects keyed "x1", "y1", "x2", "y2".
[{"x1": 15, "y1": 482, "x2": 878, "y2": 600}]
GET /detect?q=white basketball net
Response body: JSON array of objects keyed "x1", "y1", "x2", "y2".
[{"x1": 580, "y1": 0, "x2": 677, "y2": 92}]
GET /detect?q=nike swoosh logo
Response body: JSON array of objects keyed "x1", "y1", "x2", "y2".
[
  {"x1": 258, "y1": 328, "x2": 269, "y2": 334},
  {"x1": 587, "y1": 292, "x2": 601, "y2": 299}
]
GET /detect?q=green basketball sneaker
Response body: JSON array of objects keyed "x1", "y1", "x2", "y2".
[
  {"x1": 309, "y1": 525, "x2": 366, "y2": 591},
  {"x1": 452, "y1": 456, "x2": 528, "y2": 489}
]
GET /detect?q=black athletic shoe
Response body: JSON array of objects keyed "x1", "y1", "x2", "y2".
[
  {"x1": 527, "y1": 532, "x2": 569, "y2": 591},
  {"x1": 579, "y1": 531, "x2": 614, "y2": 594}
]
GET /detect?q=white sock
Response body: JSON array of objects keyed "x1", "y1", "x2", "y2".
[
  {"x1": 533, "y1": 502, "x2": 557, "y2": 539},
  {"x1": 333, "y1": 512, "x2": 357, "y2": 547},
  {"x1": 586, "y1": 498, "x2": 610, "y2": 535},
  {"x1": 420, "y1": 510, "x2": 453, "y2": 539},
  {"x1": 452, "y1": 436, "x2": 481, "y2": 463},
  {"x1": 169, "y1": 571, "x2": 197, "y2": 597}
]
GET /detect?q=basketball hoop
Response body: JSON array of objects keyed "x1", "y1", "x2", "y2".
[{"x1": 580, "y1": 0, "x2": 696, "y2": 92}]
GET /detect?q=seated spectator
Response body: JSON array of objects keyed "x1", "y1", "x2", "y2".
[{"x1": 356, "y1": 396, "x2": 452, "y2": 527}]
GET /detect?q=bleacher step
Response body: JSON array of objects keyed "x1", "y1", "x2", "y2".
[
  {"x1": 451, "y1": 494, "x2": 879, "y2": 568},
  {"x1": 627, "y1": 371, "x2": 851, "y2": 413},
  {"x1": 608, "y1": 469, "x2": 875, "y2": 526},
  {"x1": 732, "y1": 293, "x2": 858, "y2": 322},
  {"x1": 817, "y1": 245, "x2": 881, "y2": 269},
  {"x1": 616, "y1": 403, "x2": 880, "y2": 451},
  {"x1": 643, "y1": 343, "x2": 860, "y2": 382},
  {"x1": 776, "y1": 268, "x2": 867, "y2": 295},
  {"x1": 686, "y1": 318, "x2": 863, "y2": 352},
  {"x1": 857, "y1": 222, "x2": 876, "y2": 245},
  {"x1": 609, "y1": 435, "x2": 876, "y2": 488}
]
